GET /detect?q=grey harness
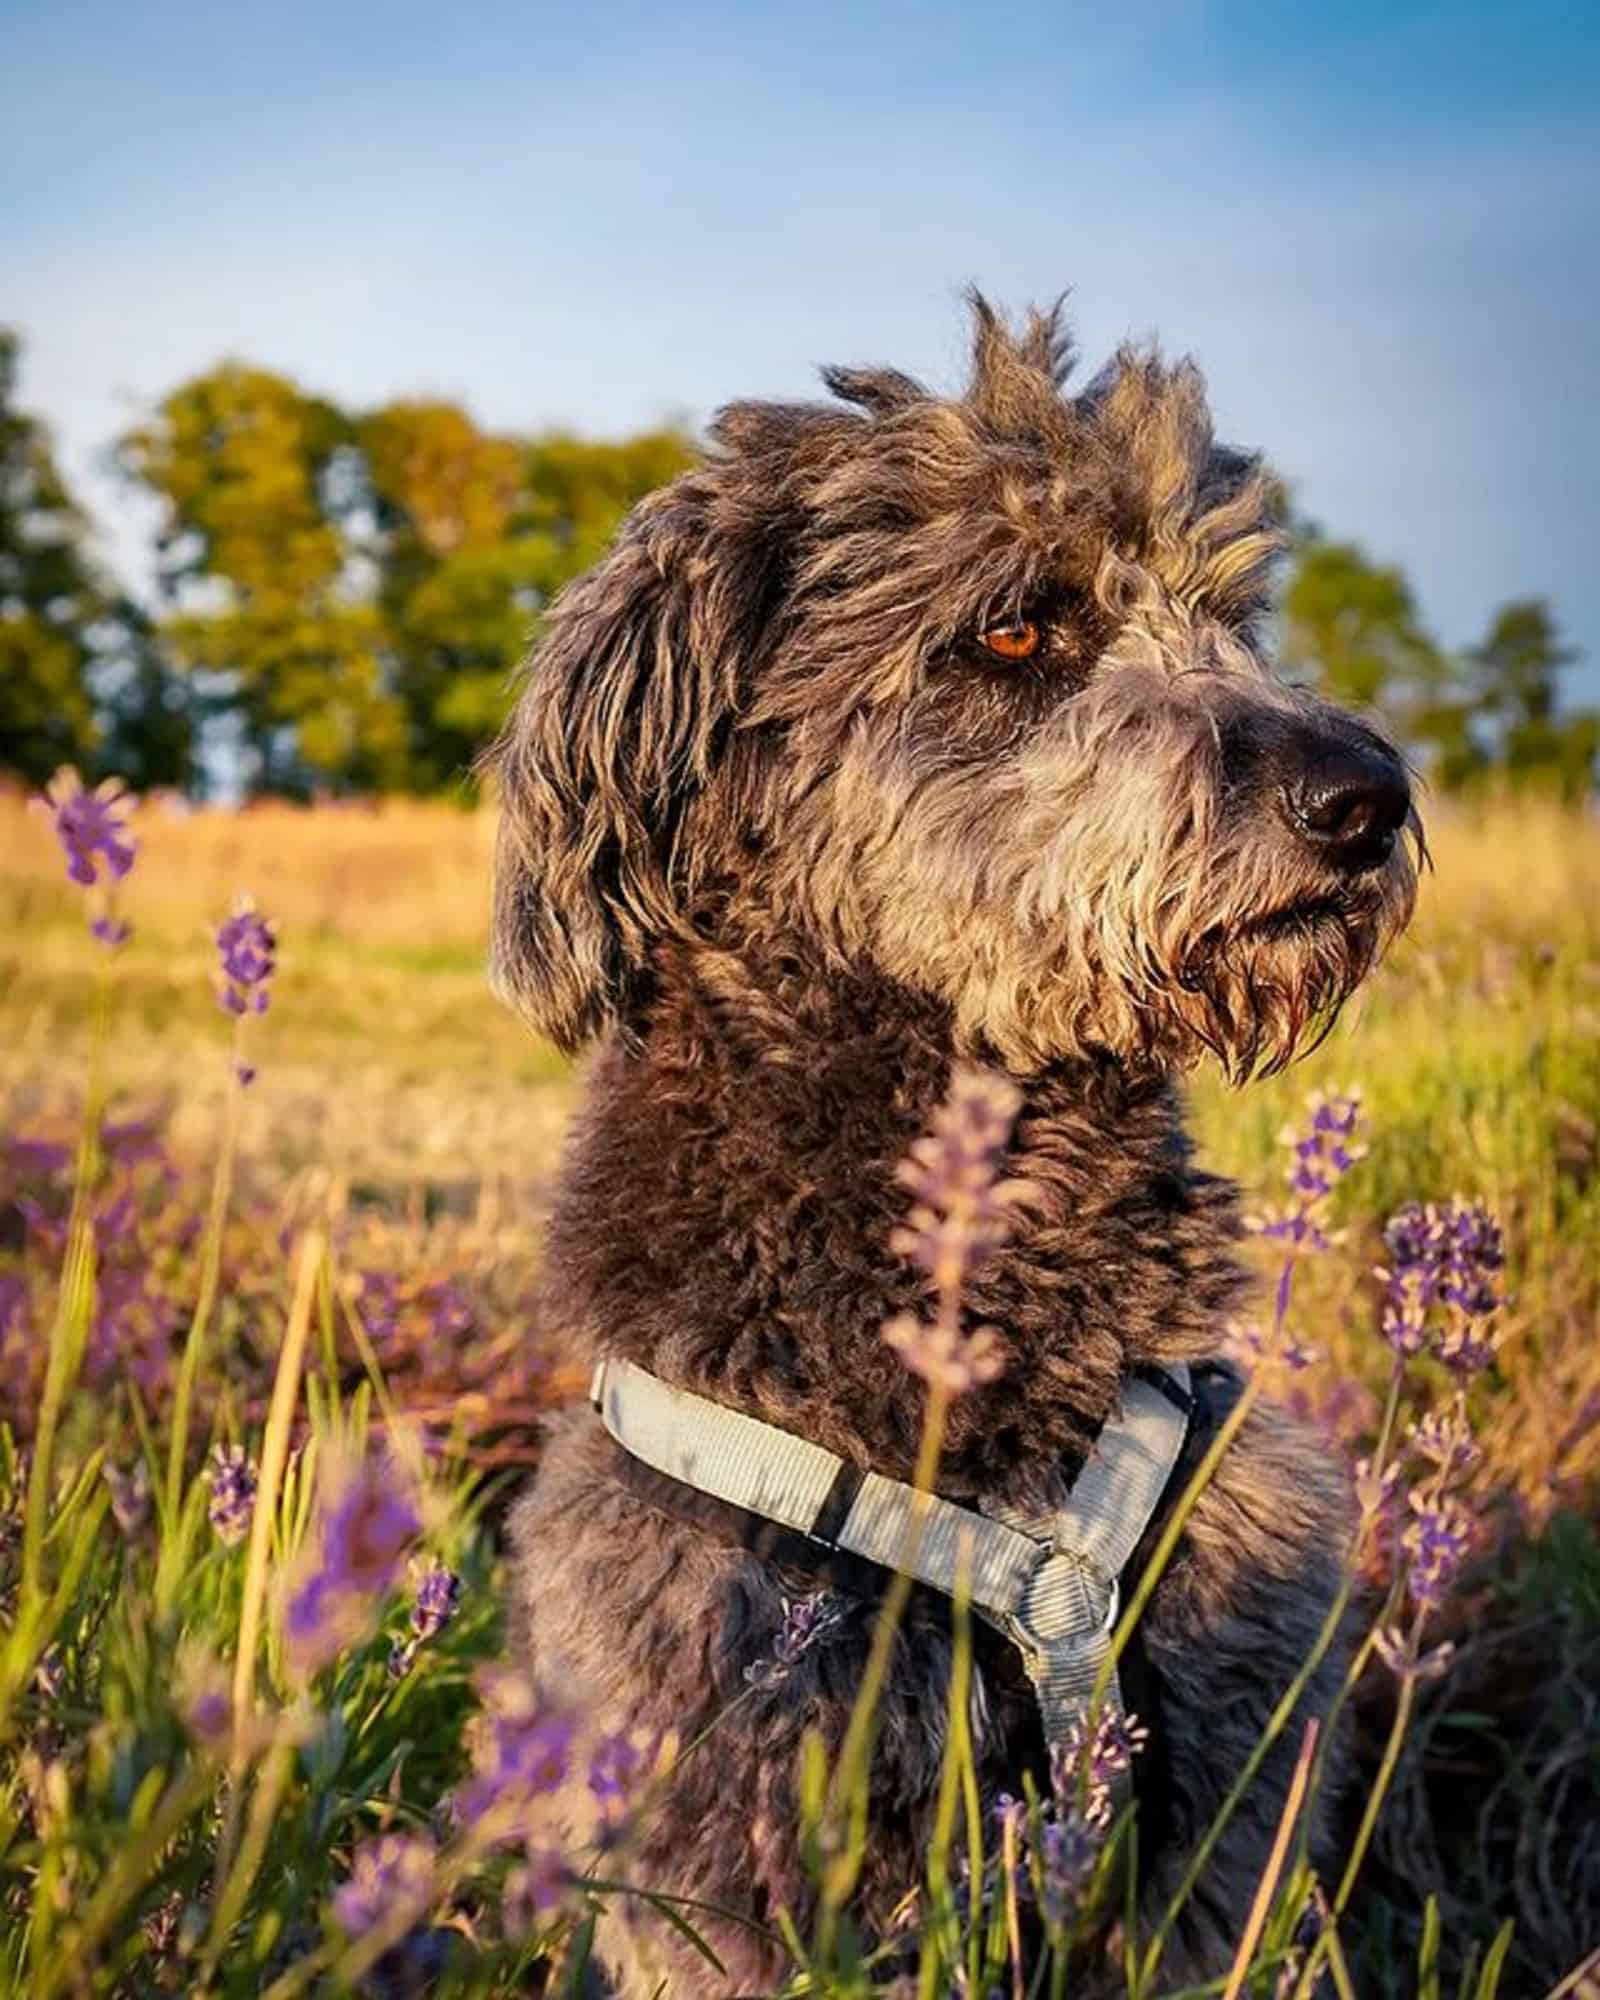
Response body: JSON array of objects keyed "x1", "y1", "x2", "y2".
[{"x1": 591, "y1": 1357, "x2": 1191, "y2": 1747}]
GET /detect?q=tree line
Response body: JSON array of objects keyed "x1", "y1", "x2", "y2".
[{"x1": 2, "y1": 327, "x2": 1594, "y2": 801}]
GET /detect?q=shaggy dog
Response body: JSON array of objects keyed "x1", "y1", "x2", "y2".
[{"x1": 489, "y1": 295, "x2": 1420, "y2": 1994}]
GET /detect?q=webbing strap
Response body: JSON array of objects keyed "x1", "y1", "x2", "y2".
[
  {"x1": 991, "y1": 1368, "x2": 1192, "y2": 1743},
  {"x1": 591, "y1": 1356, "x2": 1190, "y2": 1750},
  {"x1": 591, "y1": 1360, "x2": 1040, "y2": 1614}
]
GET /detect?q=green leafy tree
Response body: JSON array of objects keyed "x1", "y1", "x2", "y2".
[
  {"x1": 120, "y1": 365, "x2": 406, "y2": 795},
  {"x1": 121, "y1": 368, "x2": 696, "y2": 796},
  {"x1": 93, "y1": 597, "x2": 198, "y2": 791},
  {"x1": 1280, "y1": 532, "x2": 1456, "y2": 737},
  {"x1": 359, "y1": 406, "x2": 696, "y2": 791},
  {"x1": 0, "y1": 328, "x2": 107, "y2": 785},
  {"x1": 1, "y1": 330, "x2": 192, "y2": 791},
  {"x1": 1467, "y1": 600, "x2": 1596, "y2": 801}
]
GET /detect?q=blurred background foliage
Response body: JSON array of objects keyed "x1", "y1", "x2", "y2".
[{"x1": 2, "y1": 323, "x2": 1593, "y2": 802}]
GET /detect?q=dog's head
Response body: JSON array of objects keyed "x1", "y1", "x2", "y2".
[{"x1": 487, "y1": 295, "x2": 1421, "y2": 1077}]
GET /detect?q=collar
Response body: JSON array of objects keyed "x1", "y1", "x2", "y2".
[{"x1": 590, "y1": 1356, "x2": 1191, "y2": 1749}]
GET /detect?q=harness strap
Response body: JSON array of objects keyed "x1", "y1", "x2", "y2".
[{"x1": 592, "y1": 1357, "x2": 1192, "y2": 1752}]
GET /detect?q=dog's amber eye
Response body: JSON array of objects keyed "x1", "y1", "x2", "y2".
[{"x1": 979, "y1": 618, "x2": 1040, "y2": 661}]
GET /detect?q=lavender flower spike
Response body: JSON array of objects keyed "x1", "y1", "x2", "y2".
[
  {"x1": 39, "y1": 768, "x2": 137, "y2": 887},
  {"x1": 388, "y1": 1558, "x2": 463, "y2": 1678},
  {"x1": 216, "y1": 896, "x2": 277, "y2": 1017},
  {"x1": 206, "y1": 1443, "x2": 258, "y2": 1547}
]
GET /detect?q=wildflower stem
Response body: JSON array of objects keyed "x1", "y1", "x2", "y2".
[
  {"x1": 1290, "y1": 1665, "x2": 1418, "y2": 2000},
  {"x1": 1295, "y1": 1361, "x2": 1407, "y2": 1852},
  {"x1": 1220, "y1": 1717, "x2": 1318, "y2": 2000},
  {"x1": 922, "y1": 1549, "x2": 976, "y2": 2000},
  {"x1": 1128, "y1": 1312, "x2": 1408, "y2": 2000},
  {"x1": 202, "y1": 1724, "x2": 302, "y2": 1976},
  {"x1": 1331, "y1": 1670, "x2": 1414, "y2": 1916},
  {"x1": 162, "y1": 1012, "x2": 249, "y2": 1556},
  {"x1": 818, "y1": 1378, "x2": 952, "y2": 1934}
]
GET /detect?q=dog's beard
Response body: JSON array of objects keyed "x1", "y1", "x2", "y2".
[
  {"x1": 850, "y1": 839, "x2": 1418, "y2": 1080},
  {"x1": 1169, "y1": 894, "x2": 1388, "y2": 1079}
]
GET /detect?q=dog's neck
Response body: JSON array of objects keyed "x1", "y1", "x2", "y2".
[{"x1": 541, "y1": 939, "x2": 1249, "y2": 1501}]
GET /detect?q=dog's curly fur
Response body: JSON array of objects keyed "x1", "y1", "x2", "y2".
[{"x1": 488, "y1": 294, "x2": 1422, "y2": 1994}]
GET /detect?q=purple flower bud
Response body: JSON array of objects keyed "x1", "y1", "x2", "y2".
[
  {"x1": 38, "y1": 769, "x2": 137, "y2": 889},
  {"x1": 206, "y1": 1444, "x2": 258, "y2": 1547},
  {"x1": 889, "y1": 1066, "x2": 1030, "y2": 1297},
  {"x1": 1372, "y1": 1624, "x2": 1457, "y2": 1682},
  {"x1": 411, "y1": 1560, "x2": 461, "y2": 1639},
  {"x1": 215, "y1": 897, "x2": 276, "y2": 1019},
  {"x1": 745, "y1": 1589, "x2": 848, "y2": 1690},
  {"x1": 1036, "y1": 1809, "x2": 1104, "y2": 1927},
  {"x1": 1401, "y1": 1491, "x2": 1474, "y2": 1609}
]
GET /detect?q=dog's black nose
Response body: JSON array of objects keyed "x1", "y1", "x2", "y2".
[{"x1": 1285, "y1": 740, "x2": 1411, "y2": 873}]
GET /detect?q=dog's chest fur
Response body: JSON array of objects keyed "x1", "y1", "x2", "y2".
[{"x1": 536, "y1": 948, "x2": 1248, "y2": 1501}]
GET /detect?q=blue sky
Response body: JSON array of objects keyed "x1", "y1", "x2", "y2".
[{"x1": 6, "y1": 0, "x2": 1598, "y2": 699}]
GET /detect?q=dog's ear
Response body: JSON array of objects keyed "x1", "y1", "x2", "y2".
[{"x1": 484, "y1": 480, "x2": 760, "y2": 1052}]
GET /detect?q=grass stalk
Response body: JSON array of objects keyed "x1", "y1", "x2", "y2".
[
  {"x1": 211, "y1": 1229, "x2": 322, "y2": 1898},
  {"x1": 1220, "y1": 1717, "x2": 1319, "y2": 2000}
]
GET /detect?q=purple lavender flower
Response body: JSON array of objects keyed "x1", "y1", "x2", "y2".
[
  {"x1": 1401, "y1": 1491, "x2": 1474, "y2": 1609},
  {"x1": 1406, "y1": 1402, "x2": 1480, "y2": 1477},
  {"x1": 333, "y1": 1831, "x2": 438, "y2": 1938},
  {"x1": 8, "y1": 1135, "x2": 71, "y2": 1178},
  {"x1": 388, "y1": 1560, "x2": 463, "y2": 1677},
  {"x1": 411, "y1": 1559, "x2": 461, "y2": 1641},
  {"x1": 745, "y1": 1588, "x2": 849, "y2": 1690},
  {"x1": 1377, "y1": 1198, "x2": 1504, "y2": 1372},
  {"x1": 1248, "y1": 1089, "x2": 1364, "y2": 1259},
  {"x1": 39, "y1": 769, "x2": 137, "y2": 887},
  {"x1": 890, "y1": 1065, "x2": 1030, "y2": 1294},
  {"x1": 1054, "y1": 1706, "x2": 1150, "y2": 1803},
  {"x1": 1372, "y1": 1623, "x2": 1458, "y2": 1683},
  {"x1": 1379, "y1": 1269, "x2": 1432, "y2": 1357},
  {"x1": 215, "y1": 897, "x2": 277, "y2": 1017},
  {"x1": 287, "y1": 1455, "x2": 422, "y2": 1673},
  {"x1": 285, "y1": 1568, "x2": 344, "y2": 1668},
  {"x1": 184, "y1": 1680, "x2": 233, "y2": 1746},
  {"x1": 90, "y1": 915, "x2": 132, "y2": 950},
  {"x1": 1435, "y1": 1315, "x2": 1499, "y2": 1377},
  {"x1": 453, "y1": 1673, "x2": 576, "y2": 1835},
  {"x1": 206, "y1": 1444, "x2": 258, "y2": 1547},
  {"x1": 881, "y1": 1313, "x2": 1005, "y2": 1394},
  {"x1": 1036, "y1": 1808, "x2": 1104, "y2": 1928}
]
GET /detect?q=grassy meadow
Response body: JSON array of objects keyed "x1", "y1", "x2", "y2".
[{"x1": 0, "y1": 783, "x2": 1597, "y2": 1995}]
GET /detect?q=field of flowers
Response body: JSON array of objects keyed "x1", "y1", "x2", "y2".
[{"x1": 0, "y1": 777, "x2": 1597, "y2": 1997}]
